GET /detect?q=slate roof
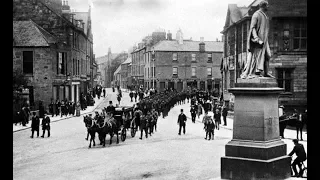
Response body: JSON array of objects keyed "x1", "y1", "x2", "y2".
[
  {"x1": 222, "y1": 4, "x2": 250, "y2": 33},
  {"x1": 152, "y1": 40, "x2": 223, "y2": 52},
  {"x1": 13, "y1": 20, "x2": 56, "y2": 47},
  {"x1": 121, "y1": 57, "x2": 132, "y2": 64},
  {"x1": 114, "y1": 65, "x2": 121, "y2": 75}
]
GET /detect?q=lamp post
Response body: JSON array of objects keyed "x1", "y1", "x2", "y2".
[{"x1": 62, "y1": 72, "x2": 71, "y2": 101}]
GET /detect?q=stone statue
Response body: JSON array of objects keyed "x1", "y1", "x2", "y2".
[{"x1": 240, "y1": 1, "x2": 275, "y2": 79}]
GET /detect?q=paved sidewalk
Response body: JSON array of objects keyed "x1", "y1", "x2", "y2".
[{"x1": 13, "y1": 95, "x2": 107, "y2": 133}]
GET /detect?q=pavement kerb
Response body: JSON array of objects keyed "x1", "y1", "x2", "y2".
[{"x1": 13, "y1": 95, "x2": 108, "y2": 133}]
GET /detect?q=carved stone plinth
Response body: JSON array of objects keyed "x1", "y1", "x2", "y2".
[{"x1": 221, "y1": 78, "x2": 291, "y2": 180}]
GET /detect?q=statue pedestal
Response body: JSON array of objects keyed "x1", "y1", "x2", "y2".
[{"x1": 221, "y1": 78, "x2": 291, "y2": 179}]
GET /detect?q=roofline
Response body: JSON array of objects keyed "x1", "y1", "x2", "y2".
[
  {"x1": 31, "y1": 20, "x2": 57, "y2": 44},
  {"x1": 149, "y1": 41, "x2": 223, "y2": 52},
  {"x1": 38, "y1": 0, "x2": 91, "y2": 41},
  {"x1": 221, "y1": 16, "x2": 251, "y2": 34},
  {"x1": 131, "y1": 46, "x2": 146, "y2": 54}
]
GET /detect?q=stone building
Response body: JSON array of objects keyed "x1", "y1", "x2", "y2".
[
  {"x1": 131, "y1": 29, "x2": 167, "y2": 90},
  {"x1": 13, "y1": 0, "x2": 94, "y2": 109},
  {"x1": 13, "y1": 20, "x2": 57, "y2": 109},
  {"x1": 131, "y1": 44, "x2": 146, "y2": 89},
  {"x1": 113, "y1": 66, "x2": 121, "y2": 87},
  {"x1": 221, "y1": 0, "x2": 307, "y2": 110},
  {"x1": 145, "y1": 29, "x2": 223, "y2": 92},
  {"x1": 120, "y1": 57, "x2": 132, "y2": 89}
]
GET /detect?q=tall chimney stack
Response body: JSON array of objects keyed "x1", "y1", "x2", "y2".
[
  {"x1": 199, "y1": 37, "x2": 205, "y2": 52},
  {"x1": 167, "y1": 30, "x2": 172, "y2": 40}
]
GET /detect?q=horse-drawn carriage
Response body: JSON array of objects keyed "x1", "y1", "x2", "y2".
[
  {"x1": 113, "y1": 105, "x2": 136, "y2": 141},
  {"x1": 83, "y1": 105, "x2": 137, "y2": 148}
]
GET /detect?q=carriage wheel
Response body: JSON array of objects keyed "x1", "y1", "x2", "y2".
[
  {"x1": 131, "y1": 127, "x2": 136, "y2": 137},
  {"x1": 121, "y1": 129, "x2": 126, "y2": 141}
]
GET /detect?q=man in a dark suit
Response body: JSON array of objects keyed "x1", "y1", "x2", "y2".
[
  {"x1": 190, "y1": 105, "x2": 197, "y2": 123},
  {"x1": 41, "y1": 112, "x2": 51, "y2": 138},
  {"x1": 222, "y1": 105, "x2": 228, "y2": 126},
  {"x1": 177, "y1": 109, "x2": 187, "y2": 135},
  {"x1": 106, "y1": 101, "x2": 115, "y2": 117},
  {"x1": 139, "y1": 114, "x2": 148, "y2": 140},
  {"x1": 30, "y1": 112, "x2": 40, "y2": 138}
]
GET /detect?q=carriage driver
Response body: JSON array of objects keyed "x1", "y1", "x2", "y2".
[{"x1": 106, "y1": 101, "x2": 115, "y2": 117}]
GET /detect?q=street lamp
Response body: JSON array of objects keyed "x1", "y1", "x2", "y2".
[{"x1": 62, "y1": 72, "x2": 71, "y2": 101}]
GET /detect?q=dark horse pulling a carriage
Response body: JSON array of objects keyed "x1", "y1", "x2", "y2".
[{"x1": 83, "y1": 105, "x2": 136, "y2": 148}]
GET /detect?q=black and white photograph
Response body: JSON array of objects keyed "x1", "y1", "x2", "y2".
[{"x1": 13, "y1": 0, "x2": 307, "y2": 179}]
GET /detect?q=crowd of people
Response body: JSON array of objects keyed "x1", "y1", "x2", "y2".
[
  {"x1": 127, "y1": 87, "x2": 228, "y2": 141},
  {"x1": 48, "y1": 99, "x2": 77, "y2": 118}
]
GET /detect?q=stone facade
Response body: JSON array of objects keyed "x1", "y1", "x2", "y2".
[
  {"x1": 150, "y1": 50, "x2": 222, "y2": 92},
  {"x1": 13, "y1": 0, "x2": 94, "y2": 110},
  {"x1": 120, "y1": 57, "x2": 131, "y2": 89},
  {"x1": 131, "y1": 47, "x2": 145, "y2": 89},
  {"x1": 13, "y1": 47, "x2": 55, "y2": 109},
  {"x1": 221, "y1": 0, "x2": 307, "y2": 110}
]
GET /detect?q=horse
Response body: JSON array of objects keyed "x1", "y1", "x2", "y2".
[
  {"x1": 84, "y1": 115, "x2": 101, "y2": 148},
  {"x1": 99, "y1": 113, "x2": 119, "y2": 147}
]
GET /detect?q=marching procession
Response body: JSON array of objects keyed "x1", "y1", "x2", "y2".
[{"x1": 82, "y1": 87, "x2": 228, "y2": 148}]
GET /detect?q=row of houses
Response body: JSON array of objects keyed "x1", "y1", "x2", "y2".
[
  {"x1": 13, "y1": 0, "x2": 97, "y2": 111},
  {"x1": 113, "y1": 29, "x2": 224, "y2": 94}
]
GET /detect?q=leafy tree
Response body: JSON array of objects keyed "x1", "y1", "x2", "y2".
[
  {"x1": 13, "y1": 68, "x2": 29, "y2": 91},
  {"x1": 13, "y1": 69, "x2": 29, "y2": 111}
]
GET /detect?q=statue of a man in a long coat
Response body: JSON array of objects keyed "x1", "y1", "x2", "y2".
[{"x1": 240, "y1": 1, "x2": 274, "y2": 79}]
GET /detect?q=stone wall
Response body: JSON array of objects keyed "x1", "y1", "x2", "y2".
[
  {"x1": 269, "y1": 0, "x2": 307, "y2": 18},
  {"x1": 13, "y1": 47, "x2": 55, "y2": 109},
  {"x1": 270, "y1": 54, "x2": 307, "y2": 108}
]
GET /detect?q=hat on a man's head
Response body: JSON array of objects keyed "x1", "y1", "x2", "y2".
[
  {"x1": 109, "y1": 101, "x2": 113, "y2": 104},
  {"x1": 293, "y1": 139, "x2": 299, "y2": 143}
]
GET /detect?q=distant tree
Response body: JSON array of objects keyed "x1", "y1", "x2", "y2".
[
  {"x1": 13, "y1": 68, "x2": 29, "y2": 91},
  {"x1": 13, "y1": 69, "x2": 29, "y2": 107}
]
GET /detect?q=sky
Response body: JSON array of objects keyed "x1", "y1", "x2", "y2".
[{"x1": 67, "y1": 0, "x2": 254, "y2": 58}]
